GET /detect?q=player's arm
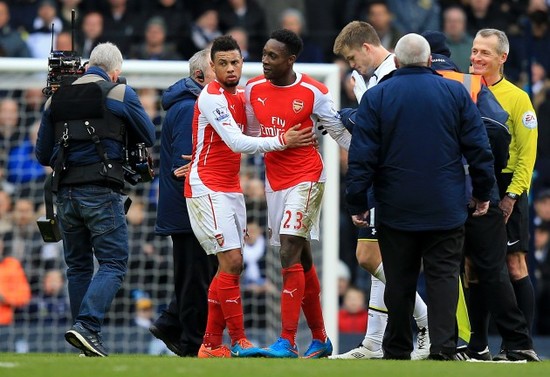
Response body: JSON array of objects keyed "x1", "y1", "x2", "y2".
[
  {"x1": 313, "y1": 86, "x2": 352, "y2": 150},
  {"x1": 199, "y1": 93, "x2": 310, "y2": 153},
  {"x1": 507, "y1": 95, "x2": 538, "y2": 195},
  {"x1": 244, "y1": 84, "x2": 261, "y2": 137}
]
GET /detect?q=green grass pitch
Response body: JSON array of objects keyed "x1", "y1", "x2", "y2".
[{"x1": 1, "y1": 354, "x2": 549, "y2": 377}]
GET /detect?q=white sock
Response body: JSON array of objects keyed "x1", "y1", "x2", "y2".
[
  {"x1": 413, "y1": 293, "x2": 428, "y2": 329},
  {"x1": 372, "y1": 262, "x2": 429, "y2": 329},
  {"x1": 362, "y1": 267, "x2": 387, "y2": 351}
]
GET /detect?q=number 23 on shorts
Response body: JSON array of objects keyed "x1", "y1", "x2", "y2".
[{"x1": 283, "y1": 210, "x2": 304, "y2": 230}]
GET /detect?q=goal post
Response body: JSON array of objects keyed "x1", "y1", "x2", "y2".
[{"x1": 0, "y1": 58, "x2": 341, "y2": 353}]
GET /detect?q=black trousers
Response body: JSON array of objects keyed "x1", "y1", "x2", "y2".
[
  {"x1": 464, "y1": 206, "x2": 532, "y2": 350},
  {"x1": 154, "y1": 233, "x2": 218, "y2": 356},
  {"x1": 378, "y1": 223, "x2": 464, "y2": 359}
]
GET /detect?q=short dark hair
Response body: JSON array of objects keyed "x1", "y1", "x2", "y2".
[
  {"x1": 270, "y1": 29, "x2": 303, "y2": 58},
  {"x1": 210, "y1": 35, "x2": 241, "y2": 61}
]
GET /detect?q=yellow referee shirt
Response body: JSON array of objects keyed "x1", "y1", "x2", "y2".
[{"x1": 489, "y1": 77, "x2": 538, "y2": 195}]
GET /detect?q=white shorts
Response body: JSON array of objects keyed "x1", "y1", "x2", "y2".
[
  {"x1": 186, "y1": 192, "x2": 246, "y2": 255},
  {"x1": 266, "y1": 181, "x2": 324, "y2": 246}
]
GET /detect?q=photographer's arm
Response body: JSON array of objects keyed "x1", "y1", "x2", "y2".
[{"x1": 35, "y1": 98, "x2": 57, "y2": 167}]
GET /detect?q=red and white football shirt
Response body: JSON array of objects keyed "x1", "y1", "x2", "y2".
[
  {"x1": 185, "y1": 80, "x2": 286, "y2": 197},
  {"x1": 245, "y1": 73, "x2": 342, "y2": 191}
]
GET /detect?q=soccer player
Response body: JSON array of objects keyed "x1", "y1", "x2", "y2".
[
  {"x1": 245, "y1": 29, "x2": 349, "y2": 358},
  {"x1": 470, "y1": 28, "x2": 538, "y2": 361},
  {"x1": 184, "y1": 35, "x2": 314, "y2": 358},
  {"x1": 330, "y1": 21, "x2": 430, "y2": 360}
]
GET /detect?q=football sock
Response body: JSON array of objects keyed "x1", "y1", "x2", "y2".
[
  {"x1": 301, "y1": 265, "x2": 327, "y2": 341},
  {"x1": 280, "y1": 263, "x2": 305, "y2": 346},
  {"x1": 512, "y1": 276, "x2": 535, "y2": 335},
  {"x1": 413, "y1": 293, "x2": 429, "y2": 330},
  {"x1": 374, "y1": 262, "x2": 428, "y2": 329},
  {"x1": 466, "y1": 282, "x2": 490, "y2": 352},
  {"x1": 203, "y1": 276, "x2": 225, "y2": 348},
  {"x1": 363, "y1": 265, "x2": 387, "y2": 351},
  {"x1": 217, "y1": 271, "x2": 246, "y2": 344}
]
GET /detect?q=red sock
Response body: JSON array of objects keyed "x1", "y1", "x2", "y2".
[
  {"x1": 217, "y1": 271, "x2": 245, "y2": 344},
  {"x1": 203, "y1": 276, "x2": 225, "y2": 348},
  {"x1": 280, "y1": 264, "x2": 305, "y2": 346},
  {"x1": 302, "y1": 265, "x2": 327, "y2": 341}
]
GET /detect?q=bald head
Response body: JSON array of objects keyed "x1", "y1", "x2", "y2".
[{"x1": 394, "y1": 33, "x2": 431, "y2": 67}]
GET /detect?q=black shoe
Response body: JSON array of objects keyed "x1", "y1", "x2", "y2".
[
  {"x1": 65, "y1": 323, "x2": 108, "y2": 357},
  {"x1": 506, "y1": 349, "x2": 542, "y2": 362},
  {"x1": 456, "y1": 345, "x2": 492, "y2": 361},
  {"x1": 427, "y1": 352, "x2": 459, "y2": 361},
  {"x1": 149, "y1": 324, "x2": 185, "y2": 356},
  {"x1": 493, "y1": 349, "x2": 508, "y2": 361}
]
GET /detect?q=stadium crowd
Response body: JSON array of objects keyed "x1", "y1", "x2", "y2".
[{"x1": 1, "y1": 0, "x2": 550, "y2": 354}]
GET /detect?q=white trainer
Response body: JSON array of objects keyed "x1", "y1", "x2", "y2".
[
  {"x1": 411, "y1": 327, "x2": 430, "y2": 360},
  {"x1": 328, "y1": 344, "x2": 383, "y2": 359}
]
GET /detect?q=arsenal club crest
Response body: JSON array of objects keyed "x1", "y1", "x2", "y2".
[{"x1": 292, "y1": 99, "x2": 304, "y2": 113}]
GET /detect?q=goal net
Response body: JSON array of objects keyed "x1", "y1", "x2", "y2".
[{"x1": 0, "y1": 58, "x2": 341, "y2": 354}]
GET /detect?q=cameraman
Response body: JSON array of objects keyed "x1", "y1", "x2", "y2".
[{"x1": 35, "y1": 42, "x2": 155, "y2": 357}]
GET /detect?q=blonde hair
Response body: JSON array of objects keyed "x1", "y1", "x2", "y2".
[{"x1": 333, "y1": 21, "x2": 381, "y2": 55}]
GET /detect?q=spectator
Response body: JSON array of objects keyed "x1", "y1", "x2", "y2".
[
  {"x1": 386, "y1": 0, "x2": 440, "y2": 34},
  {"x1": 1, "y1": 98, "x2": 25, "y2": 190},
  {"x1": 533, "y1": 192, "x2": 550, "y2": 334},
  {"x1": 227, "y1": 26, "x2": 255, "y2": 62},
  {"x1": 132, "y1": 294, "x2": 154, "y2": 329},
  {"x1": 464, "y1": 0, "x2": 509, "y2": 38},
  {"x1": 0, "y1": 237, "x2": 31, "y2": 326},
  {"x1": 129, "y1": 16, "x2": 181, "y2": 61},
  {"x1": 78, "y1": 11, "x2": 105, "y2": 58},
  {"x1": 5, "y1": 121, "x2": 49, "y2": 203},
  {"x1": 26, "y1": 268, "x2": 70, "y2": 326},
  {"x1": 58, "y1": 0, "x2": 85, "y2": 30},
  {"x1": 535, "y1": 87, "x2": 550, "y2": 191},
  {"x1": 443, "y1": 5, "x2": 474, "y2": 73},
  {"x1": 217, "y1": 0, "x2": 267, "y2": 62},
  {"x1": 54, "y1": 31, "x2": 74, "y2": 51},
  {"x1": 7, "y1": 198, "x2": 44, "y2": 294},
  {"x1": 22, "y1": 88, "x2": 46, "y2": 128},
  {"x1": 184, "y1": 6, "x2": 222, "y2": 58},
  {"x1": 0, "y1": 189, "x2": 12, "y2": 233},
  {"x1": 148, "y1": 0, "x2": 191, "y2": 46},
  {"x1": 0, "y1": 1, "x2": 31, "y2": 57},
  {"x1": 507, "y1": 10, "x2": 550, "y2": 85},
  {"x1": 26, "y1": 0, "x2": 63, "y2": 59},
  {"x1": 338, "y1": 286, "x2": 368, "y2": 334},
  {"x1": 100, "y1": 0, "x2": 142, "y2": 57},
  {"x1": 365, "y1": 1, "x2": 401, "y2": 52},
  {"x1": 242, "y1": 221, "x2": 268, "y2": 288},
  {"x1": 337, "y1": 259, "x2": 351, "y2": 306},
  {"x1": 280, "y1": 8, "x2": 324, "y2": 63},
  {"x1": 533, "y1": 221, "x2": 550, "y2": 333},
  {"x1": 256, "y1": 0, "x2": 305, "y2": 34},
  {"x1": 242, "y1": 221, "x2": 274, "y2": 333}
]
